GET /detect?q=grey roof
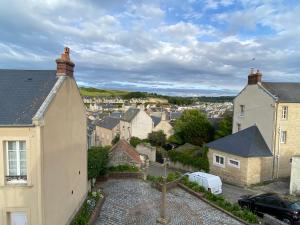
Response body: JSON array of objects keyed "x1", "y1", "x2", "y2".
[
  {"x1": 110, "y1": 111, "x2": 124, "y2": 118},
  {"x1": 151, "y1": 116, "x2": 161, "y2": 127},
  {"x1": 121, "y1": 108, "x2": 140, "y2": 122},
  {"x1": 96, "y1": 117, "x2": 120, "y2": 130},
  {"x1": 206, "y1": 125, "x2": 272, "y2": 157},
  {"x1": 262, "y1": 82, "x2": 300, "y2": 103},
  {"x1": 0, "y1": 70, "x2": 57, "y2": 125}
]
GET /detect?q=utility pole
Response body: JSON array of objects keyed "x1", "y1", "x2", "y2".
[{"x1": 157, "y1": 158, "x2": 170, "y2": 224}]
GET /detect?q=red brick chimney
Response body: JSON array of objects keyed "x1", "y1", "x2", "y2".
[
  {"x1": 56, "y1": 47, "x2": 75, "y2": 77},
  {"x1": 248, "y1": 68, "x2": 262, "y2": 85}
]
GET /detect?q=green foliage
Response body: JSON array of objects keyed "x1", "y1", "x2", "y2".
[
  {"x1": 80, "y1": 87, "x2": 129, "y2": 97},
  {"x1": 109, "y1": 164, "x2": 139, "y2": 172},
  {"x1": 180, "y1": 178, "x2": 258, "y2": 224},
  {"x1": 147, "y1": 172, "x2": 181, "y2": 184},
  {"x1": 168, "y1": 134, "x2": 184, "y2": 145},
  {"x1": 214, "y1": 115, "x2": 233, "y2": 139},
  {"x1": 88, "y1": 146, "x2": 109, "y2": 180},
  {"x1": 71, "y1": 190, "x2": 103, "y2": 225},
  {"x1": 129, "y1": 136, "x2": 143, "y2": 147},
  {"x1": 148, "y1": 130, "x2": 166, "y2": 147},
  {"x1": 174, "y1": 109, "x2": 214, "y2": 146},
  {"x1": 166, "y1": 172, "x2": 181, "y2": 182},
  {"x1": 168, "y1": 146, "x2": 209, "y2": 172},
  {"x1": 111, "y1": 134, "x2": 120, "y2": 145},
  {"x1": 123, "y1": 91, "x2": 148, "y2": 99}
]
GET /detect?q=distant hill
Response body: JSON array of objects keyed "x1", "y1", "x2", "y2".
[
  {"x1": 79, "y1": 87, "x2": 235, "y2": 103},
  {"x1": 79, "y1": 87, "x2": 129, "y2": 97}
]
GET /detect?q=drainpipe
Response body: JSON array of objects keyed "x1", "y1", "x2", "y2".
[{"x1": 272, "y1": 102, "x2": 278, "y2": 179}]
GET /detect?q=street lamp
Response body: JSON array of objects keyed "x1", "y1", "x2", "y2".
[{"x1": 157, "y1": 157, "x2": 170, "y2": 224}]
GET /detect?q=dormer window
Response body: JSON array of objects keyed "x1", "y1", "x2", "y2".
[
  {"x1": 282, "y1": 106, "x2": 288, "y2": 120},
  {"x1": 240, "y1": 105, "x2": 245, "y2": 117}
]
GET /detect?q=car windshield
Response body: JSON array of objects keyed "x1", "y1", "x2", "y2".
[{"x1": 290, "y1": 202, "x2": 300, "y2": 210}]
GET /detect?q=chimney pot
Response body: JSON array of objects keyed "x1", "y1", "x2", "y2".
[
  {"x1": 248, "y1": 68, "x2": 262, "y2": 85},
  {"x1": 56, "y1": 47, "x2": 75, "y2": 77}
]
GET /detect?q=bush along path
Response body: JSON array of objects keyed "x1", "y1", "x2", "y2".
[
  {"x1": 71, "y1": 189, "x2": 105, "y2": 225},
  {"x1": 147, "y1": 173, "x2": 258, "y2": 224}
]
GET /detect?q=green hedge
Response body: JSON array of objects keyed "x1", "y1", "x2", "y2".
[
  {"x1": 71, "y1": 190, "x2": 103, "y2": 225},
  {"x1": 109, "y1": 164, "x2": 139, "y2": 172},
  {"x1": 88, "y1": 146, "x2": 109, "y2": 180},
  {"x1": 168, "y1": 147, "x2": 209, "y2": 172},
  {"x1": 181, "y1": 176, "x2": 258, "y2": 224},
  {"x1": 147, "y1": 172, "x2": 181, "y2": 184}
]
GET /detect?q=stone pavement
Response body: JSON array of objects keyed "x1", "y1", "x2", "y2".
[{"x1": 96, "y1": 179, "x2": 244, "y2": 225}]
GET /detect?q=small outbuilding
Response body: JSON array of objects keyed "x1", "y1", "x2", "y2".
[{"x1": 206, "y1": 125, "x2": 273, "y2": 186}]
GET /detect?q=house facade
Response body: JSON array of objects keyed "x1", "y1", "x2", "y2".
[
  {"x1": 120, "y1": 108, "x2": 153, "y2": 141},
  {"x1": 95, "y1": 117, "x2": 120, "y2": 146},
  {"x1": 207, "y1": 69, "x2": 300, "y2": 185},
  {"x1": 152, "y1": 112, "x2": 174, "y2": 138},
  {"x1": 0, "y1": 48, "x2": 88, "y2": 225}
]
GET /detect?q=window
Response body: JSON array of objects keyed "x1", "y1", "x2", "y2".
[
  {"x1": 228, "y1": 159, "x2": 240, "y2": 168},
  {"x1": 213, "y1": 154, "x2": 225, "y2": 167},
  {"x1": 280, "y1": 130, "x2": 287, "y2": 144},
  {"x1": 282, "y1": 106, "x2": 288, "y2": 120},
  {"x1": 240, "y1": 105, "x2": 245, "y2": 117},
  {"x1": 9, "y1": 212, "x2": 27, "y2": 225},
  {"x1": 5, "y1": 141, "x2": 27, "y2": 184},
  {"x1": 237, "y1": 123, "x2": 241, "y2": 131}
]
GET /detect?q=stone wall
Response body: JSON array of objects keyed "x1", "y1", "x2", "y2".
[
  {"x1": 136, "y1": 143, "x2": 156, "y2": 162},
  {"x1": 290, "y1": 155, "x2": 300, "y2": 196},
  {"x1": 168, "y1": 161, "x2": 195, "y2": 172}
]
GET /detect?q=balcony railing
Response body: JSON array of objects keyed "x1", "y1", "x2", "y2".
[{"x1": 5, "y1": 175, "x2": 27, "y2": 183}]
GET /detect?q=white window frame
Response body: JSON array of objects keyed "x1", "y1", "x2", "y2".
[
  {"x1": 281, "y1": 106, "x2": 288, "y2": 120},
  {"x1": 280, "y1": 130, "x2": 287, "y2": 144},
  {"x1": 5, "y1": 140, "x2": 27, "y2": 184},
  {"x1": 228, "y1": 158, "x2": 240, "y2": 169},
  {"x1": 213, "y1": 153, "x2": 225, "y2": 168},
  {"x1": 240, "y1": 105, "x2": 245, "y2": 117}
]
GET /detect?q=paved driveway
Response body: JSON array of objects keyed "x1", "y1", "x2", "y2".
[{"x1": 96, "y1": 179, "x2": 245, "y2": 225}]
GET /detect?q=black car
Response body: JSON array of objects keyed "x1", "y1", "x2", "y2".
[{"x1": 238, "y1": 193, "x2": 300, "y2": 225}]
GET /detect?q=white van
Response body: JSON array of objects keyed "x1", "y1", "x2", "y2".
[{"x1": 186, "y1": 172, "x2": 222, "y2": 194}]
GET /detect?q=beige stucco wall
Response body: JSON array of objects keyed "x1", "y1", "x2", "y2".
[
  {"x1": 153, "y1": 121, "x2": 174, "y2": 138},
  {"x1": 290, "y1": 156, "x2": 300, "y2": 196},
  {"x1": 136, "y1": 144, "x2": 156, "y2": 162},
  {"x1": 41, "y1": 77, "x2": 88, "y2": 225},
  {"x1": 274, "y1": 103, "x2": 300, "y2": 178},
  {"x1": 0, "y1": 127, "x2": 43, "y2": 225},
  {"x1": 120, "y1": 110, "x2": 153, "y2": 141},
  {"x1": 208, "y1": 149, "x2": 272, "y2": 186},
  {"x1": 95, "y1": 125, "x2": 119, "y2": 147},
  {"x1": 233, "y1": 84, "x2": 276, "y2": 150}
]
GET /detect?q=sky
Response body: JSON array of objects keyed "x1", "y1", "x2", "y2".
[{"x1": 0, "y1": 0, "x2": 300, "y2": 96}]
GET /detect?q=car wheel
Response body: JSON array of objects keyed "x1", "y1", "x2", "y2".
[{"x1": 282, "y1": 218, "x2": 292, "y2": 225}]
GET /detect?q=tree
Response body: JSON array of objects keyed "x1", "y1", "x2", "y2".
[
  {"x1": 214, "y1": 115, "x2": 233, "y2": 139},
  {"x1": 111, "y1": 133, "x2": 120, "y2": 145},
  {"x1": 88, "y1": 146, "x2": 109, "y2": 180},
  {"x1": 174, "y1": 109, "x2": 214, "y2": 146},
  {"x1": 148, "y1": 130, "x2": 166, "y2": 147}
]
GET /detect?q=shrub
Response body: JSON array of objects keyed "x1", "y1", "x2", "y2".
[
  {"x1": 168, "y1": 147, "x2": 209, "y2": 172},
  {"x1": 130, "y1": 136, "x2": 142, "y2": 147},
  {"x1": 71, "y1": 189, "x2": 103, "y2": 225},
  {"x1": 148, "y1": 130, "x2": 166, "y2": 147},
  {"x1": 111, "y1": 134, "x2": 120, "y2": 145},
  {"x1": 88, "y1": 146, "x2": 109, "y2": 180},
  {"x1": 109, "y1": 164, "x2": 139, "y2": 172},
  {"x1": 180, "y1": 178, "x2": 258, "y2": 224},
  {"x1": 166, "y1": 172, "x2": 181, "y2": 182}
]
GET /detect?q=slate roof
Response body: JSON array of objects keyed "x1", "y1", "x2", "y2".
[
  {"x1": 151, "y1": 116, "x2": 161, "y2": 127},
  {"x1": 96, "y1": 117, "x2": 120, "y2": 130},
  {"x1": 261, "y1": 82, "x2": 300, "y2": 103},
  {"x1": 110, "y1": 139, "x2": 142, "y2": 163},
  {"x1": 0, "y1": 70, "x2": 57, "y2": 125},
  {"x1": 110, "y1": 111, "x2": 124, "y2": 118},
  {"x1": 206, "y1": 125, "x2": 272, "y2": 157},
  {"x1": 121, "y1": 108, "x2": 140, "y2": 122}
]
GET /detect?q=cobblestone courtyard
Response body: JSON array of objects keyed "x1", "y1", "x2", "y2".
[{"x1": 96, "y1": 179, "x2": 244, "y2": 225}]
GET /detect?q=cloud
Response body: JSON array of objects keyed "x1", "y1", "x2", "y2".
[{"x1": 0, "y1": 0, "x2": 299, "y2": 96}]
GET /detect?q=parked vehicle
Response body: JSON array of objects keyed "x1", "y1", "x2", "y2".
[
  {"x1": 185, "y1": 172, "x2": 222, "y2": 194},
  {"x1": 238, "y1": 193, "x2": 300, "y2": 225}
]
